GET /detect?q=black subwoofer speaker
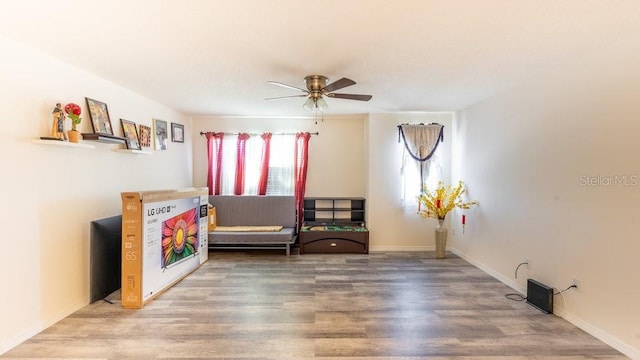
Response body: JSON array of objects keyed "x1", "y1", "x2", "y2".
[{"x1": 527, "y1": 278, "x2": 553, "y2": 314}]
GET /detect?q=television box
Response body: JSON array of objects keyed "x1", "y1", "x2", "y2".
[{"x1": 121, "y1": 188, "x2": 209, "y2": 309}]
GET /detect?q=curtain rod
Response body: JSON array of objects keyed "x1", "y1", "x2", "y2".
[{"x1": 199, "y1": 131, "x2": 319, "y2": 136}]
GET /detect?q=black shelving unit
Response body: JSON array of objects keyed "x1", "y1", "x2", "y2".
[
  {"x1": 300, "y1": 197, "x2": 368, "y2": 254},
  {"x1": 302, "y1": 197, "x2": 366, "y2": 226}
]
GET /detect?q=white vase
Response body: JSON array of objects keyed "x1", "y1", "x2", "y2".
[{"x1": 435, "y1": 218, "x2": 447, "y2": 259}]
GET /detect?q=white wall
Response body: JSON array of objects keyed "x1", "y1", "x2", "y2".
[
  {"x1": 0, "y1": 36, "x2": 192, "y2": 354},
  {"x1": 451, "y1": 34, "x2": 640, "y2": 358},
  {"x1": 191, "y1": 115, "x2": 366, "y2": 197},
  {"x1": 366, "y1": 113, "x2": 453, "y2": 251}
]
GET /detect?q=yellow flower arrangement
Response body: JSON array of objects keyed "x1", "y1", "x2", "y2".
[{"x1": 417, "y1": 181, "x2": 478, "y2": 220}]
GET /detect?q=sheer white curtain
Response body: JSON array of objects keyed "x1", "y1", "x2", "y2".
[
  {"x1": 267, "y1": 135, "x2": 295, "y2": 195},
  {"x1": 220, "y1": 138, "x2": 237, "y2": 195},
  {"x1": 399, "y1": 124, "x2": 444, "y2": 207},
  {"x1": 242, "y1": 137, "x2": 263, "y2": 195},
  {"x1": 219, "y1": 134, "x2": 295, "y2": 195},
  {"x1": 402, "y1": 151, "x2": 442, "y2": 206},
  {"x1": 219, "y1": 136, "x2": 263, "y2": 195}
]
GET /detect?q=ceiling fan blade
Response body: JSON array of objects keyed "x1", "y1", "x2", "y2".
[
  {"x1": 265, "y1": 94, "x2": 308, "y2": 100},
  {"x1": 267, "y1": 81, "x2": 308, "y2": 93},
  {"x1": 328, "y1": 93, "x2": 373, "y2": 101},
  {"x1": 322, "y1": 77, "x2": 356, "y2": 93}
]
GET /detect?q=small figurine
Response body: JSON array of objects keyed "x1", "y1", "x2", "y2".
[{"x1": 51, "y1": 103, "x2": 66, "y2": 140}]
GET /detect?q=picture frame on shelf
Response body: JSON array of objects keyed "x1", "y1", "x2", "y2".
[
  {"x1": 171, "y1": 123, "x2": 184, "y2": 143},
  {"x1": 154, "y1": 119, "x2": 168, "y2": 150},
  {"x1": 120, "y1": 119, "x2": 141, "y2": 150},
  {"x1": 139, "y1": 125, "x2": 152, "y2": 148},
  {"x1": 86, "y1": 97, "x2": 114, "y2": 135}
]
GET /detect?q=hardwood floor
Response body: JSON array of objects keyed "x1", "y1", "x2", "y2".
[{"x1": 2, "y1": 251, "x2": 628, "y2": 359}]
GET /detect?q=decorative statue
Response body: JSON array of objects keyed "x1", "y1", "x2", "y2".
[{"x1": 51, "y1": 103, "x2": 66, "y2": 140}]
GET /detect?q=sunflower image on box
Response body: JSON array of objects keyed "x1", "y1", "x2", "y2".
[{"x1": 161, "y1": 208, "x2": 199, "y2": 268}]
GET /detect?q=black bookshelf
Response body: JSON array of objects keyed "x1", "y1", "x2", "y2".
[{"x1": 302, "y1": 197, "x2": 365, "y2": 226}]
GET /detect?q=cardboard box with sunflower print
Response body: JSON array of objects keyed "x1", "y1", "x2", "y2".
[{"x1": 120, "y1": 188, "x2": 209, "y2": 309}]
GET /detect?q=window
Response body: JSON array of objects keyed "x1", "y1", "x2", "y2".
[
  {"x1": 402, "y1": 150, "x2": 442, "y2": 207},
  {"x1": 398, "y1": 123, "x2": 445, "y2": 207},
  {"x1": 217, "y1": 134, "x2": 295, "y2": 195},
  {"x1": 266, "y1": 135, "x2": 294, "y2": 195}
]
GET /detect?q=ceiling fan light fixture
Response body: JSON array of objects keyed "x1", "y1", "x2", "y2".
[
  {"x1": 303, "y1": 96, "x2": 328, "y2": 112},
  {"x1": 269, "y1": 75, "x2": 372, "y2": 111},
  {"x1": 303, "y1": 97, "x2": 316, "y2": 111},
  {"x1": 316, "y1": 97, "x2": 328, "y2": 111}
]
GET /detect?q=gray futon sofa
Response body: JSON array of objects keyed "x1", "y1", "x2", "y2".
[{"x1": 208, "y1": 195, "x2": 297, "y2": 255}]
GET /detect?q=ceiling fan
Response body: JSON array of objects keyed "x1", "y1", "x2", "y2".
[{"x1": 266, "y1": 75, "x2": 372, "y2": 111}]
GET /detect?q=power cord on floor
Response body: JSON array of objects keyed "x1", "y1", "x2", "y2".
[{"x1": 505, "y1": 293, "x2": 527, "y2": 301}]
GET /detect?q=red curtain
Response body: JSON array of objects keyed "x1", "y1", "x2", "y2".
[
  {"x1": 294, "y1": 132, "x2": 311, "y2": 229},
  {"x1": 257, "y1": 133, "x2": 272, "y2": 195},
  {"x1": 205, "y1": 132, "x2": 224, "y2": 195},
  {"x1": 234, "y1": 133, "x2": 251, "y2": 195}
]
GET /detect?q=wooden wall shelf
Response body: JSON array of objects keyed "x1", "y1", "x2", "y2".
[
  {"x1": 115, "y1": 149, "x2": 153, "y2": 155},
  {"x1": 33, "y1": 139, "x2": 95, "y2": 149}
]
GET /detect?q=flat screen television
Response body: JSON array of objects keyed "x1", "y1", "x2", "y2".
[{"x1": 90, "y1": 215, "x2": 122, "y2": 303}]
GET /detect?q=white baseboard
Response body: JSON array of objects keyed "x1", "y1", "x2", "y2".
[
  {"x1": 0, "y1": 297, "x2": 89, "y2": 356},
  {"x1": 450, "y1": 247, "x2": 639, "y2": 360},
  {"x1": 553, "y1": 307, "x2": 639, "y2": 360},
  {"x1": 449, "y1": 247, "x2": 525, "y2": 294},
  {"x1": 369, "y1": 245, "x2": 434, "y2": 252}
]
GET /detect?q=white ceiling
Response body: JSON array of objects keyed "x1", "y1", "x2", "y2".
[{"x1": 1, "y1": 0, "x2": 639, "y2": 117}]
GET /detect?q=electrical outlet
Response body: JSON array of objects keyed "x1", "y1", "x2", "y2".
[{"x1": 525, "y1": 258, "x2": 530, "y2": 269}]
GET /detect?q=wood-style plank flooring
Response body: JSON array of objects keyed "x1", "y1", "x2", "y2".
[{"x1": 2, "y1": 251, "x2": 628, "y2": 359}]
